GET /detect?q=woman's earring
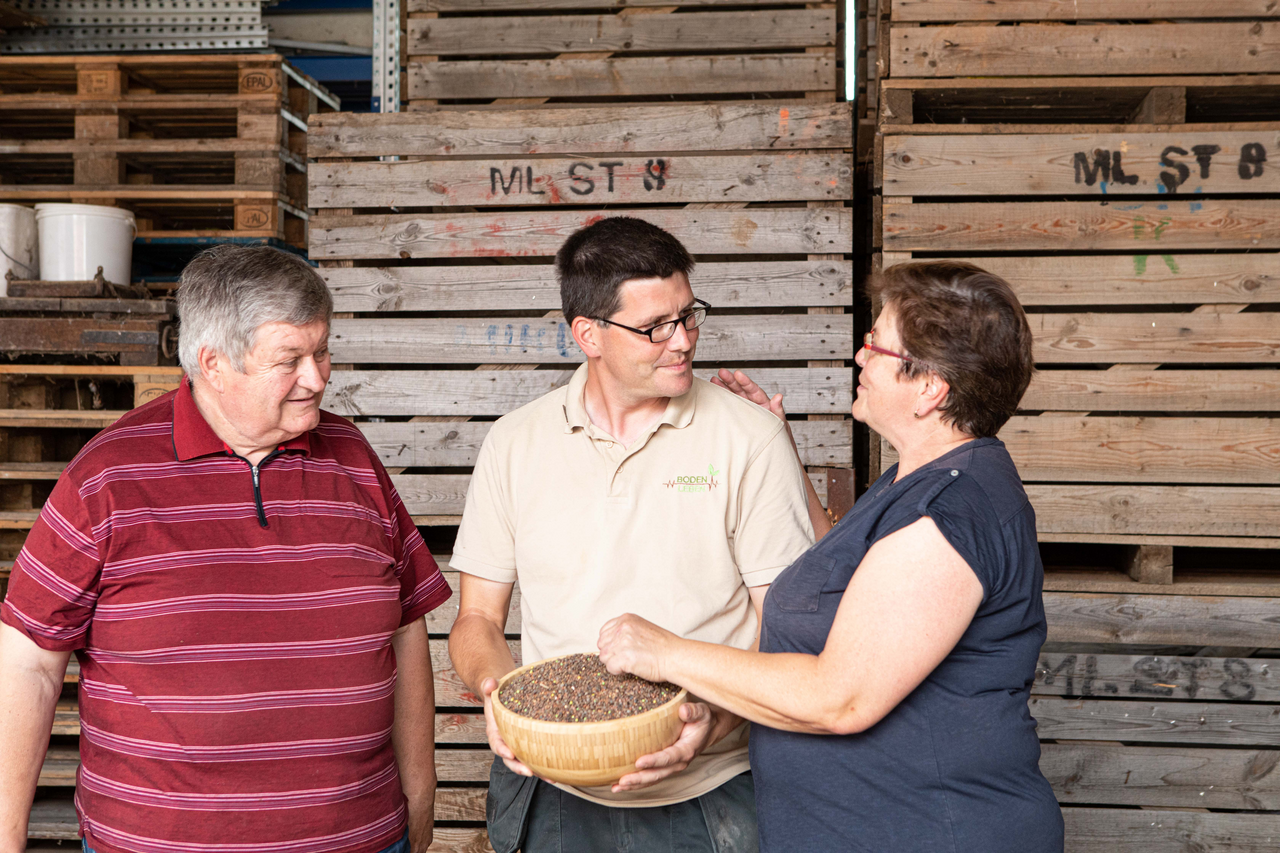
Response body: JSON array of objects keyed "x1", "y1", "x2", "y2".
[{"x1": 913, "y1": 411, "x2": 921, "y2": 419}]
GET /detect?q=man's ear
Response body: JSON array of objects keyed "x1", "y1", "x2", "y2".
[
  {"x1": 570, "y1": 315, "x2": 603, "y2": 359},
  {"x1": 196, "y1": 346, "x2": 226, "y2": 393}
]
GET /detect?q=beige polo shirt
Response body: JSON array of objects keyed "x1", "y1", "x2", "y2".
[{"x1": 452, "y1": 364, "x2": 815, "y2": 807}]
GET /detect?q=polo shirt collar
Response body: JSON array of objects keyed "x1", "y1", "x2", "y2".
[
  {"x1": 561, "y1": 363, "x2": 697, "y2": 434},
  {"x1": 173, "y1": 375, "x2": 311, "y2": 462}
]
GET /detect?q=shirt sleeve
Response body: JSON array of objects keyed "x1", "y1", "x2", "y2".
[
  {"x1": 449, "y1": 426, "x2": 518, "y2": 584},
  {"x1": 376, "y1": 460, "x2": 451, "y2": 627},
  {"x1": 732, "y1": 424, "x2": 817, "y2": 587},
  {"x1": 920, "y1": 474, "x2": 1005, "y2": 601},
  {"x1": 0, "y1": 473, "x2": 102, "y2": 651}
]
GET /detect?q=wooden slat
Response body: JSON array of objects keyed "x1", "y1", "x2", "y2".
[
  {"x1": 0, "y1": 511, "x2": 39, "y2": 530},
  {"x1": 1042, "y1": 743, "x2": 1280, "y2": 810},
  {"x1": 882, "y1": 130, "x2": 1280, "y2": 196},
  {"x1": 0, "y1": 139, "x2": 286, "y2": 155},
  {"x1": 1045, "y1": 568, "x2": 1280, "y2": 597},
  {"x1": 1034, "y1": 651, "x2": 1279, "y2": 703},
  {"x1": 0, "y1": 365, "x2": 182, "y2": 377},
  {"x1": 409, "y1": 54, "x2": 836, "y2": 101},
  {"x1": 913, "y1": 255, "x2": 1280, "y2": 307},
  {"x1": 390, "y1": 475, "x2": 471, "y2": 517},
  {"x1": 323, "y1": 260, "x2": 853, "y2": 312},
  {"x1": 35, "y1": 749, "x2": 78, "y2": 786},
  {"x1": 881, "y1": 199, "x2": 1280, "y2": 252},
  {"x1": 1031, "y1": 697, "x2": 1280, "y2": 746},
  {"x1": 1029, "y1": 484, "x2": 1280, "y2": 540},
  {"x1": 1023, "y1": 369, "x2": 1280, "y2": 412},
  {"x1": 364, "y1": 418, "x2": 852, "y2": 468},
  {"x1": 0, "y1": 463, "x2": 66, "y2": 480},
  {"x1": 51, "y1": 700, "x2": 77, "y2": 736},
  {"x1": 435, "y1": 712, "x2": 489, "y2": 744},
  {"x1": 330, "y1": 315, "x2": 855, "y2": 364},
  {"x1": 966, "y1": 417, "x2": 1275, "y2": 484},
  {"x1": 310, "y1": 152, "x2": 853, "y2": 209},
  {"x1": 882, "y1": 416, "x2": 1280, "y2": 483},
  {"x1": 1029, "y1": 312, "x2": 1280, "y2": 364},
  {"x1": 1061, "y1": 808, "x2": 1280, "y2": 853},
  {"x1": 892, "y1": 0, "x2": 1280, "y2": 20},
  {"x1": 880, "y1": 74, "x2": 1280, "y2": 93},
  {"x1": 393, "y1": 471, "x2": 830, "y2": 517},
  {"x1": 432, "y1": 638, "x2": 521, "y2": 705},
  {"x1": 27, "y1": 797, "x2": 78, "y2": 840},
  {"x1": 436, "y1": 748, "x2": 497, "y2": 782},
  {"x1": 310, "y1": 207, "x2": 852, "y2": 260},
  {"x1": 326, "y1": 368, "x2": 851, "y2": 417},
  {"x1": 409, "y1": 9, "x2": 834, "y2": 55},
  {"x1": 1044, "y1": 590, "x2": 1280, "y2": 647},
  {"x1": 310, "y1": 103, "x2": 851, "y2": 159},
  {"x1": 890, "y1": 23, "x2": 1280, "y2": 78},
  {"x1": 0, "y1": 185, "x2": 281, "y2": 201}
]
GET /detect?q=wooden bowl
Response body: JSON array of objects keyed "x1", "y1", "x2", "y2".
[{"x1": 492, "y1": 655, "x2": 688, "y2": 787}]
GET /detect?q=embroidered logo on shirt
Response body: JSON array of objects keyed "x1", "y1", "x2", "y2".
[{"x1": 664, "y1": 464, "x2": 720, "y2": 493}]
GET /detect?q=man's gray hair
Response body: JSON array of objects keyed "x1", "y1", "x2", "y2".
[{"x1": 177, "y1": 245, "x2": 333, "y2": 376}]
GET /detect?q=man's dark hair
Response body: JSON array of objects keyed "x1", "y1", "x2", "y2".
[
  {"x1": 866, "y1": 261, "x2": 1035, "y2": 438},
  {"x1": 557, "y1": 217, "x2": 695, "y2": 324}
]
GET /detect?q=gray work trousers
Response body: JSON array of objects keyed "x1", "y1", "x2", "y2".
[{"x1": 486, "y1": 756, "x2": 759, "y2": 853}]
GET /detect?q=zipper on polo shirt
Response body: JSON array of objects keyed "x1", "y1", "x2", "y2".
[{"x1": 227, "y1": 448, "x2": 286, "y2": 528}]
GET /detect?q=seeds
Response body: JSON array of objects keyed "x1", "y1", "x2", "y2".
[{"x1": 500, "y1": 654, "x2": 681, "y2": 723}]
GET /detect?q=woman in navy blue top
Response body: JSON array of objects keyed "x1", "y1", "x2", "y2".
[{"x1": 599, "y1": 262, "x2": 1064, "y2": 852}]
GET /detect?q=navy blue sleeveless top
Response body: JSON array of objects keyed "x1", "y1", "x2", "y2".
[{"x1": 751, "y1": 438, "x2": 1063, "y2": 853}]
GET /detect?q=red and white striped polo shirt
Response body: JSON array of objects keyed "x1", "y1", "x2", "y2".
[{"x1": 2, "y1": 379, "x2": 451, "y2": 853}]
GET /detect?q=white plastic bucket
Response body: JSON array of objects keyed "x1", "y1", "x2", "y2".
[
  {"x1": 34, "y1": 203, "x2": 136, "y2": 287},
  {"x1": 0, "y1": 203, "x2": 39, "y2": 295}
]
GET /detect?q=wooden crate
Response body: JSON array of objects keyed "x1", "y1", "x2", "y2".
[
  {"x1": 876, "y1": 124, "x2": 1280, "y2": 559},
  {"x1": 308, "y1": 102, "x2": 857, "y2": 527},
  {"x1": 0, "y1": 54, "x2": 338, "y2": 245},
  {"x1": 884, "y1": 1, "x2": 1280, "y2": 79},
  {"x1": 872, "y1": 2, "x2": 1280, "y2": 848},
  {"x1": 406, "y1": 0, "x2": 842, "y2": 107}
]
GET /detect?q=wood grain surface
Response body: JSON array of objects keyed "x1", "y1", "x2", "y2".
[
  {"x1": 307, "y1": 103, "x2": 852, "y2": 158},
  {"x1": 311, "y1": 207, "x2": 852, "y2": 259},
  {"x1": 890, "y1": 22, "x2": 1280, "y2": 78},
  {"x1": 323, "y1": 260, "x2": 852, "y2": 312}
]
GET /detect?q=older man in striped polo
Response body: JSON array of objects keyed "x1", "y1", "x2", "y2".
[{"x1": 0, "y1": 246, "x2": 450, "y2": 853}]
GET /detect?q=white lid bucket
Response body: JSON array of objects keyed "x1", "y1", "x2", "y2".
[
  {"x1": 35, "y1": 203, "x2": 136, "y2": 287},
  {"x1": 0, "y1": 203, "x2": 39, "y2": 295}
]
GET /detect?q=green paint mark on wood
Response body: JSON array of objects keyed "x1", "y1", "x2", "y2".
[
  {"x1": 1134, "y1": 255, "x2": 1148, "y2": 275},
  {"x1": 1161, "y1": 255, "x2": 1180, "y2": 274}
]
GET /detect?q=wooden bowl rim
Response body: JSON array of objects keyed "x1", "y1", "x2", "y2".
[{"x1": 494, "y1": 653, "x2": 689, "y2": 735}]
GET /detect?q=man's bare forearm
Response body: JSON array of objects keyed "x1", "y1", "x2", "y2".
[
  {"x1": 0, "y1": 626, "x2": 70, "y2": 853},
  {"x1": 391, "y1": 619, "x2": 436, "y2": 851},
  {"x1": 448, "y1": 612, "x2": 517, "y2": 695}
]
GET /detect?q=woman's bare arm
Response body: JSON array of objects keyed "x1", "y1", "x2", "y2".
[{"x1": 599, "y1": 517, "x2": 982, "y2": 735}]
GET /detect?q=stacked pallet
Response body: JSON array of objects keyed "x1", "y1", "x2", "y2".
[
  {"x1": 0, "y1": 53, "x2": 338, "y2": 245},
  {"x1": 873, "y1": 2, "x2": 1280, "y2": 850},
  {"x1": 406, "y1": 0, "x2": 842, "y2": 107},
  {"x1": 305, "y1": 101, "x2": 856, "y2": 849}
]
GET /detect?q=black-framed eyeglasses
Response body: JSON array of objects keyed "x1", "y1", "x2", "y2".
[{"x1": 596, "y1": 298, "x2": 711, "y2": 343}]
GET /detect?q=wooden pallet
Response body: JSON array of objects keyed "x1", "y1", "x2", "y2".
[
  {"x1": 0, "y1": 54, "x2": 337, "y2": 244},
  {"x1": 875, "y1": 122, "x2": 1280, "y2": 564},
  {"x1": 406, "y1": 0, "x2": 842, "y2": 106},
  {"x1": 310, "y1": 102, "x2": 855, "y2": 529}
]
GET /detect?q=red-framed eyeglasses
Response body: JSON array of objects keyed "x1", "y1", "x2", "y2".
[{"x1": 862, "y1": 331, "x2": 914, "y2": 362}]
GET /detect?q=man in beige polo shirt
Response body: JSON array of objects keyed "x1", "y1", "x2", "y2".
[{"x1": 448, "y1": 217, "x2": 820, "y2": 853}]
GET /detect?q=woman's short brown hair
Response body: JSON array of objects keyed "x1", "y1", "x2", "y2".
[{"x1": 866, "y1": 261, "x2": 1034, "y2": 438}]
